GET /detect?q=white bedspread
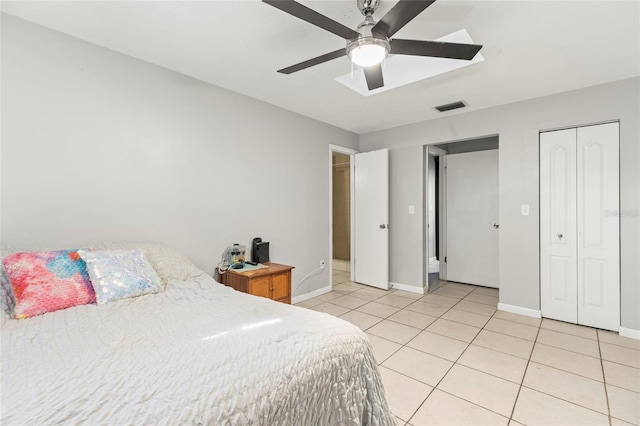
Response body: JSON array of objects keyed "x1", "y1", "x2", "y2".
[{"x1": 1, "y1": 271, "x2": 394, "y2": 425}]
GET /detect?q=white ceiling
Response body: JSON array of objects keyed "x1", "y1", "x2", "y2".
[{"x1": 2, "y1": 1, "x2": 639, "y2": 134}]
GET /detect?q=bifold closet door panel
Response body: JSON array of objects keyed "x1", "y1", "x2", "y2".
[
  {"x1": 540, "y1": 128, "x2": 578, "y2": 324},
  {"x1": 576, "y1": 123, "x2": 620, "y2": 331}
]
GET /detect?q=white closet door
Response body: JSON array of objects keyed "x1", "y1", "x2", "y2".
[
  {"x1": 540, "y1": 122, "x2": 620, "y2": 332},
  {"x1": 540, "y1": 128, "x2": 578, "y2": 323},
  {"x1": 576, "y1": 123, "x2": 620, "y2": 331}
]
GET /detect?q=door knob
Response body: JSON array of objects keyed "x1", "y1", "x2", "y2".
[
  {"x1": 380, "y1": 224, "x2": 387, "y2": 229},
  {"x1": 493, "y1": 222, "x2": 499, "y2": 229},
  {"x1": 558, "y1": 233, "x2": 563, "y2": 239}
]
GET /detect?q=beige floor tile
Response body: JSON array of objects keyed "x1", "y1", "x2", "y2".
[
  {"x1": 509, "y1": 421, "x2": 526, "y2": 426},
  {"x1": 343, "y1": 281, "x2": 368, "y2": 288},
  {"x1": 458, "y1": 344, "x2": 528, "y2": 383},
  {"x1": 366, "y1": 333, "x2": 402, "y2": 364},
  {"x1": 368, "y1": 319, "x2": 422, "y2": 345},
  {"x1": 387, "y1": 310, "x2": 437, "y2": 329},
  {"x1": 610, "y1": 417, "x2": 636, "y2": 426},
  {"x1": 410, "y1": 389, "x2": 509, "y2": 426},
  {"x1": 309, "y1": 302, "x2": 350, "y2": 316},
  {"x1": 430, "y1": 287, "x2": 469, "y2": 299},
  {"x1": 493, "y1": 310, "x2": 542, "y2": 328},
  {"x1": 541, "y1": 318, "x2": 597, "y2": 340},
  {"x1": 356, "y1": 301, "x2": 402, "y2": 318},
  {"x1": 390, "y1": 289, "x2": 424, "y2": 300},
  {"x1": 472, "y1": 286, "x2": 499, "y2": 297},
  {"x1": 314, "y1": 291, "x2": 345, "y2": 302},
  {"x1": 382, "y1": 347, "x2": 453, "y2": 386},
  {"x1": 339, "y1": 310, "x2": 382, "y2": 331},
  {"x1": 473, "y1": 330, "x2": 534, "y2": 359},
  {"x1": 441, "y1": 308, "x2": 491, "y2": 328},
  {"x1": 405, "y1": 301, "x2": 450, "y2": 317},
  {"x1": 444, "y1": 282, "x2": 478, "y2": 293},
  {"x1": 463, "y1": 292, "x2": 498, "y2": 306},
  {"x1": 375, "y1": 294, "x2": 416, "y2": 309},
  {"x1": 455, "y1": 300, "x2": 497, "y2": 316},
  {"x1": 536, "y1": 328, "x2": 600, "y2": 357},
  {"x1": 420, "y1": 294, "x2": 460, "y2": 307},
  {"x1": 601, "y1": 342, "x2": 640, "y2": 369},
  {"x1": 293, "y1": 298, "x2": 323, "y2": 309},
  {"x1": 378, "y1": 366, "x2": 433, "y2": 422},
  {"x1": 512, "y1": 387, "x2": 609, "y2": 426},
  {"x1": 330, "y1": 294, "x2": 369, "y2": 309},
  {"x1": 438, "y1": 364, "x2": 520, "y2": 416},
  {"x1": 427, "y1": 318, "x2": 481, "y2": 343},
  {"x1": 598, "y1": 330, "x2": 640, "y2": 351},
  {"x1": 530, "y1": 343, "x2": 604, "y2": 381},
  {"x1": 333, "y1": 282, "x2": 362, "y2": 294},
  {"x1": 350, "y1": 287, "x2": 389, "y2": 301},
  {"x1": 603, "y1": 361, "x2": 640, "y2": 393},
  {"x1": 332, "y1": 275, "x2": 351, "y2": 285},
  {"x1": 523, "y1": 362, "x2": 608, "y2": 414},
  {"x1": 607, "y1": 384, "x2": 640, "y2": 425},
  {"x1": 407, "y1": 331, "x2": 469, "y2": 361},
  {"x1": 484, "y1": 317, "x2": 539, "y2": 341}
]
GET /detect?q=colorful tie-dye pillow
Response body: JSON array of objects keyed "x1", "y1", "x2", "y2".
[
  {"x1": 2, "y1": 250, "x2": 96, "y2": 319},
  {"x1": 78, "y1": 250, "x2": 162, "y2": 304}
]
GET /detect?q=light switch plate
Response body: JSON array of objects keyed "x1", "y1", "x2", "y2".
[
  {"x1": 521, "y1": 204, "x2": 530, "y2": 216},
  {"x1": 409, "y1": 205, "x2": 415, "y2": 214}
]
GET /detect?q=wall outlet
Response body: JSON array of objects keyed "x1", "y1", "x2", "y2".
[
  {"x1": 521, "y1": 204, "x2": 530, "y2": 216},
  {"x1": 320, "y1": 259, "x2": 325, "y2": 268}
]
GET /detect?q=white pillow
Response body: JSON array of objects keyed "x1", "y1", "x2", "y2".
[
  {"x1": 79, "y1": 249, "x2": 163, "y2": 304},
  {"x1": 94, "y1": 243, "x2": 199, "y2": 284}
]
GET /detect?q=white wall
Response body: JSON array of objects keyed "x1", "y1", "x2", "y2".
[
  {"x1": 360, "y1": 77, "x2": 640, "y2": 332},
  {"x1": 0, "y1": 14, "x2": 359, "y2": 297}
]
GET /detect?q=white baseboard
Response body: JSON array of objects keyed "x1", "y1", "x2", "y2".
[
  {"x1": 498, "y1": 303, "x2": 542, "y2": 318},
  {"x1": 292, "y1": 285, "x2": 331, "y2": 304},
  {"x1": 390, "y1": 282, "x2": 425, "y2": 295},
  {"x1": 619, "y1": 327, "x2": 640, "y2": 340}
]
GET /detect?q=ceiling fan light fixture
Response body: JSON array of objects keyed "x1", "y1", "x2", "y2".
[{"x1": 347, "y1": 37, "x2": 390, "y2": 67}]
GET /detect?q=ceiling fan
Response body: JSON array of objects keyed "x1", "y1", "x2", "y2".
[{"x1": 263, "y1": 0, "x2": 483, "y2": 91}]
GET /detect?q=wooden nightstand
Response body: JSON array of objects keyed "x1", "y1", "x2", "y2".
[{"x1": 220, "y1": 262, "x2": 294, "y2": 304}]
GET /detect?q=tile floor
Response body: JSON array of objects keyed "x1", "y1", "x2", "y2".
[{"x1": 295, "y1": 269, "x2": 640, "y2": 426}]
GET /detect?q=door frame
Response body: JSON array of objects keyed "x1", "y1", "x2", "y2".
[
  {"x1": 424, "y1": 145, "x2": 448, "y2": 289},
  {"x1": 329, "y1": 144, "x2": 358, "y2": 287}
]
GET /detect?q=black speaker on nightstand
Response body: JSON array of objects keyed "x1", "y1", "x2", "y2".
[{"x1": 252, "y1": 237, "x2": 270, "y2": 263}]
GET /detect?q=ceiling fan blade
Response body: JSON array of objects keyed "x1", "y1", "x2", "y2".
[
  {"x1": 363, "y1": 64, "x2": 384, "y2": 90},
  {"x1": 372, "y1": 0, "x2": 436, "y2": 38},
  {"x1": 390, "y1": 39, "x2": 482, "y2": 60},
  {"x1": 277, "y1": 48, "x2": 347, "y2": 74},
  {"x1": 263, "y1": 0, "x2": 360, "y2": 40}
]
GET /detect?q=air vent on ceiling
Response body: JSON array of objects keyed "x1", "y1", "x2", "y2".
[{"x1": 435, "y1": 101, "x2": 467, "y2": 112}]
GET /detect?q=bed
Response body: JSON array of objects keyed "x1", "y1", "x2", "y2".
[{"x1": 0, "y1": 243, "x2": 394, "y2": 425}]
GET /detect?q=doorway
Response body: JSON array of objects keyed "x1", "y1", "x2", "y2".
[
  {"x1": 329, "y1": 145, "x2": 357, "y2": 287},
  {"x1": 426, "y1": 136, "x2": 500, "y2": 290},
  {"x1": 332, "y1": 152, "x2": 352, "y2": 274}
]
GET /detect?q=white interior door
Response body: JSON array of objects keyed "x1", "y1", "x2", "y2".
[
  {"x1": 540, "y1": 128, "x2": 578, "y2": 323},
  {"x1": 446, "y1": 150, "x2": 499, "y2": 288},
  {"x1": 540, "y1": 123, "x2": 619, "y2": 331},
  {"x1": 354, "y1": 149, "x2": 389, "y2": 289},
  {"x1": 576, "y1": 123, "x2": 620, "y2": 331}
]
